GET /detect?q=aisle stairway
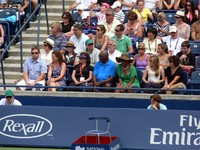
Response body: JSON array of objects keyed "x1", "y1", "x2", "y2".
[{"x1": 0, "y1": 0, "x2": 73, "y2": 85}]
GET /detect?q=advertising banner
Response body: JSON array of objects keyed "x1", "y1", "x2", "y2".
[{"x1": 0, "y1": 106, "x2": 199, "y2": 150}]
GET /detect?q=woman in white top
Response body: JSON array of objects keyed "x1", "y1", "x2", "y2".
[
  {"x1": 118, "y1": 0, "x2": 136, "y2": 10},
  {"x1": 143, "y1": 28, "x2": 162, "y2": 55},
  {"x1": 142, "y1": 55, "x2": 165, "y2": 91}
]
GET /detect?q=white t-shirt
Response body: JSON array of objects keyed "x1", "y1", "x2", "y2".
[
  {"x1": 144, "y1": 0, "x2": 160, "y2": 10},
  {"x1": 122, "y1": 0, "x2": 137, "y2": 10},
  {"x1": 69, "y1": 33, "x2": 89, "y2": 54},
  {"x1": 109, "y1": 50, "x2": 122, "y2": 63},
  {"x1": 0, "y1": 98, "x2": 22, "y2": 106},
  {"x1": 40, "y1": 50, "x2": 53, "y2": 66},
  {"x1": 76, "y1": 0, "x2": 97, "y2": 9}
]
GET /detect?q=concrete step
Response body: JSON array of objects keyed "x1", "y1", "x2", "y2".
[
  {"x1": 22, "y1": 34, "x2": 47, "y2": 41},
  {"x1": 47, "y1": 0, "x2": 74, "y2": 5},
  {"x1": 0, "y1": 71, "x2": 23, "y2": 79},
  {"x1": 0, "y1": 79, "x2": 19, "y2": 85},
  {"x1": 3, "y1": 56, "x2": 28, "y2": 63}
]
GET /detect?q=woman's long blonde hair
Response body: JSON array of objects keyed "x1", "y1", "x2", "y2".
[{"x1": 149, "y1": 55, "x2": 160, "y2": 77}]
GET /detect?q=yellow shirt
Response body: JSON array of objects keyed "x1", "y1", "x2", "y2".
[{"x1": 132, "y1": 8, "x2": 152, "y2": 23}]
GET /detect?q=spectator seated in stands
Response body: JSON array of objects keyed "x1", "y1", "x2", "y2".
[
  {"x1": 112, "y1": 24, "x2": 134, "y2": 54},
  {"x1": 47, "y1": 51, "x2": 66, "y2": 91},
  {"x1": 162, "y1": 25, "x2": 185, "y2": 55},
  {"x1": 81, "y1": 11, "x2": 97, "y2": 38},
  {"x1": 118, "y1": 0, "x2": 136, "y2": 11},
  {"x1": 70, "y1": 52, "x2": 93, "y2": 90},
  {"x1": 69, "y1": 23, "x2": 89, "y2": 54},
  {"x1": 157, "y1": 0, "x2": 175, "y2": 10},
  {"x1": 173, "y1": 11, "x2": 190, "y2": 41},
  {"x1": 156, "y1": 43, "x2": 169, "y2": 68},
  {"x1": 162, "y1": 55, "x2": 186, "y2": 94},
  {"x1": 143, "y1": 27, "x2": 162, "y2": 55},
  {"x1": 115, "y1": 54, "x2": 140, "y2": 93},
  {"x1": 153, "y1": 12, "x2": 170, "y2": 38},
  {"x1": 93, "y1": 50, "x2": 117, "y2": 92},
  {"x1": 176, "y1": 41, "x2": 195, "y2": 75},
  {"x1": 16, "y1": 46, "x2": 47, "y2": 91},
  {"x1": 132, "y1": 0, "x2": 153, "y2": 25},
  {"x1": 90, "y1": 2, "x2": 110, "y2": 24},
  {"x1": 191, "y1": 15, "x2": 200, "y2": 41},
  {"x1": 0, "y1": 24, "x2": 4, "y2": 47},
  {"x1": 61, "y1": 12, "x2": 75, "y2": 35},
  {"x1": 144, "y1": 0, "x2": 160, "y2": 14},
  {"x1": 132, "y1": 42, "x2": 149, "y2": 71},
  {"x1": 0, "y1": 89, "x2": 22, "y2": 106},
  {"x1": 98, "y1": 8, "x2": 121, "y2": 38},
  {"x1": 60, "y1": 41, "x2": 77, "y2": 66},
  {"x1": 0, "y1": 0, "x2": 8, "y2": 8},
  {"x1": 124, "y1": 11, "x2": 143, "y2": 49},
  {"x1": 184, "y1": 0, "x2": 198, "y2": 26},
  {"x1": 72, "y1": 4, "x2": 84, "y2": 23},
  {"x1": 48, "y1": 22, "x2": 69, "y2": 51},
  {"x1": 173, "y1": 0, "x2": 187, "y2": 10},
  {"x1": 142, "y1": 55, "x2": 165, "y2": 92},
  {"x1": 75, "y1": 39, "x2": 100, "y2": 67},
  {"x1": 40, "y1": 38, "x2": 54, "y2": 67},
  {"x1": 66, "y1": 0, "x2": 97, "y2": 12},
  {"x1": 111, "y1": 1, "x2": 125, "y2": 23},
  {"x1": 107, "y1": 38, "x2": 121, "y2": 64},
  {"x1": 147, "y1": 94, "x2": 167, "y2": 110},
  {"x1": 92, "y1": 24, "x2": 109, "y2": 51}
]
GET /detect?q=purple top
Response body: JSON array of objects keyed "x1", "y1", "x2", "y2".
[{"x1": 135, "y1": 54, "x2": 148, "y2": 70}]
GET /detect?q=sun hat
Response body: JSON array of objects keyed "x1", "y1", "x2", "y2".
[
  {"x1": 66, "y1": 41, "x2": 76, "y2": 48},
  {"x1": 111, "y1": 1, "x2": 121, "y2": 9},
  {"x1": 116, "y1": 54, "x2": 133, "y2": 63},
  {"x1": 44, "y1": 38, "x2": 54, "y2": 47},
  {"x1": 5, "y1": 90, "x2": 14, "y2": 97},
  {"x1": 175, "y1": 11, "x2": 184, "y2": 17}
]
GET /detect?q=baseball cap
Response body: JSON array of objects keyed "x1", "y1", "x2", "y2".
[
  {"x1": 77, "y1": 4, "x2": 84, "y2": 10},
  {"x1": 78, "y1": 53, "x2": 88, "y2": 59},
  {"x1": 101, "y1": 2, "x2": 110, "y2": 9},
  {"x1": 82, "y1": 11, "x2": 90, "y2": 20},
  {"x1": 85, "y1": 39, "x2": 94, "y2": 45},
  {"x1": 169, "y1": 26, "x2": 177, "y2": 33},
  {"x1": 111, "y1": 1, "x2": 121, "y2": 9},
  {"x1": 5, "y1": 90, "x2": 14, "y2": 97}
]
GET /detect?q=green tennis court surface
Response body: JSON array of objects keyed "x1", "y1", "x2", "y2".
[{"x1": 0, "y1": 148, "x2": 70, "y2": 150}]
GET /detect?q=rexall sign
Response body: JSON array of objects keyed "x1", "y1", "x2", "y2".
[{"x1": 0, "y1": 114, "x2": 52, "y2": 139}]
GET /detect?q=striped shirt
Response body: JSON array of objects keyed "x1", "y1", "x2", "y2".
[{"x1": 114, "y1": 10, "x2": 125, "y2": 23}]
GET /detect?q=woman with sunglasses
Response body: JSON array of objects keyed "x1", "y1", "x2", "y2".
[
  {"x1": 142, "y1": 55, "x2": 165, "y2": 92},
  {"x1": 92, "y1": 25, "x2": 108, "y2": 51},
  {"x1": 173, "y1": 10, "x2": 190, "y2": 41},
  {"x1": 184, "y1": 0, "x2": 198, "y2": 25},
  {"x1": 132, "y1": 42, "x2": 149, "y2": 72},
  {"x1": 47, "y1": 51, "x2": 66, "y2": 91},
  {"x1": 61, "y1": 12, "x2": 75, "y2": 33}
]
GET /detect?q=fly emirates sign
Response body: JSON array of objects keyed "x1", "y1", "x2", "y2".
[{"x1": 150, "y1": 115, "x2": 200, "y2": 146}]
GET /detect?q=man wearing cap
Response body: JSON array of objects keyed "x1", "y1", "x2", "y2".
[
  {"x1": 40, "y1": 38, "x2": 54, "y2": 66},
  {"x1": 93, "y1": 50, "x2": 116, "y2": 91},
  {"x1": 112, "y1": 24, "x2": 134, "y2": 54},
  {"x1": 48, "y1": 22, "x2": 69, "y2": 51},
  {"x1": 108, "y1": 38, "x2": 121, "y2": 63},
  {"x1": 66, "y1": 0, "x2": 97, "y2": 12},
  {"x1": 0, "y1": 90, "x2": 22, "y2": 106},
  {"x1": 99, "y1": 8, "x2": 121, "y2": 38},
  {"x1": 69, "y1": 24, "x2": 89, "y2": 54},
  {"x1": 75, "y1": 39, "x2": 100, "y2": 67},
  {"x1": 191, "y1": 15, "x2": 200, "y2": 41},
  {"x1": 111, "y1": 1, "x2": 125, "y2": 23},
  {"x1": 72, "y1": 4, "x2": 84, "y2": 23},
  {"x1": 16, "y1": 46, "x2": 47, "y2": 91},
  {"x1": 162, "y1": 25, "x2": 184, "y2": 55}
]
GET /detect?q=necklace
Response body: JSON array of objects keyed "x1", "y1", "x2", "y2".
[{"x1": 122, "y1": 65, "x2": 129, "y2": 70}]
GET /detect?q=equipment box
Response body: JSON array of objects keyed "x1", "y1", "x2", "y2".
[{"x1": 71, "y1": 135, "x2": 121, "y2": 150}]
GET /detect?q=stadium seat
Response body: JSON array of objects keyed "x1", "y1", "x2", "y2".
[
  {"x1": 190, "y1": 41, "x2": 200, "y2": 56},
  {"x1": 165, "y1": 12, "x2": 176, "y2": 24},
  {"x1": 195, "y1": 55, "x2": 200, "y2": 71},
  {"x1": 189, "y1": 71, "x2": 200, "y2": 95},
  {"x1": 85, "y1": 117, "x2": 111, "y2": 144}
]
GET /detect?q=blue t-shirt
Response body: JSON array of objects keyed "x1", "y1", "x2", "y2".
[{"x1": 147, "y1": 103, "x2": 167, "y2": 110}]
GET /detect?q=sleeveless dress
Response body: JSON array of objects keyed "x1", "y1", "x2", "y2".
[
  {"x1": 94, "y1": 35, "x2": 107, "y2": 50},
  {"x1": 135, "y1": 54, "x2": 148, "y2": 71},
  {"x1": 52, "y1": 63, "x2": 66, "y2": 86}
]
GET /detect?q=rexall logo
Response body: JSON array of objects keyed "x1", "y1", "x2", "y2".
[{"x1": 0, "y1": 114, "x2": 52, "y2": 139}]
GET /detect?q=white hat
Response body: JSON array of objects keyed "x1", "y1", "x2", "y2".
[
  {"x1": 82, "y1": 11, "x2": 90, "y2": 19},
  {"x1": 175, "y1": 11, "x2": 184, "y2": 17},
  {"x1": 111, "y1": 1, "x2": 121, "y2": 9},
  {"x1": 77, "y1": 4, "x2": 84, "y2": 10},
  {"x1": 44, "y1": 38, "x2": 54, "y2": 47},
  {"x1": 169, "y1": 26, "x2": 177, "y2": 33}
]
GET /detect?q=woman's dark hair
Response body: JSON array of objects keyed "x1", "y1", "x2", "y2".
[
  {"x1": 150, "y1": 94, "x2": 161, "y2": 103},
  {"x1": 184, "y1": 0, "x2": 197, "y2": 21},
  {"x1": 80, "y1": 52, "x2": 91, "y2": 65},
  {"x1": 168, "y1": 55, "x2": 180, "y2": 67},
  {"x1": 136, "y1": 0, "x2": 144, "y2": 5},
  {"x1": 181, "y1": 41, "x2": 190, "y2": 48},
  {"x1": 127, "y1": 11, "x2": 138, "y2": 21},
  {"x1": 62, "y1": 11, "x2": 74, "y2": 23},
  {"x1": 147, "y1": 28, "x2": 157, "y2": 39},
  {"x1": 158, "y1": 43, "x2": 168, "y2": 54},
  {"x1": 116, "y1": 24, "x2": 125, "y2": 31},
  {"x1": 52, "y1": 51, "x2": 64, "y2": 65},
  {"x1": 97, "y1": 24, "x2": 106, "y2": 34}
]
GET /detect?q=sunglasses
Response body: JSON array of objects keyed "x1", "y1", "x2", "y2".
[
  {"x1": 138, "y1": 48, "x2": 145, "y2": 50},
  {"x1": 108, "y1": 43, "x2": 116, "y2": 46},
  {"x1": 66, "y1": 46, "x2": 73, "y2": 48},
  {"x1": 115, "y1": 29, "x2": 120, "y2": 32},
  {"x1": 175, "y1": 16, "x2": 181, "y2": 18},
  {"x1": 96, "y1": 28, "x2": 101, "y2": 31},
  {"x1": 31, "y1": 52, "x2": 39, "y2": 54},
  {"x1": 6, "y1": 96, "x2": 12, "y2": 98},
  {"x1": 186, "y1": 4, "x2": 192, "y2": 7},
  {"x1": 43, "y1": 44, "x2": 48, "y2": 46},
  {"x1": 105, "y1": 14, "x2": 112, "y2": 16}
]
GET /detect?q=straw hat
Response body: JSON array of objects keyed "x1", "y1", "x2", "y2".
[{"x1": 116, "y1": 54, "x2": 133, "y2": 63}]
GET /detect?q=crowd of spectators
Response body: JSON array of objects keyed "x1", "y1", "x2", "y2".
[{"x1": 11, "y1": 0, "x2": 200, "y2": 94}]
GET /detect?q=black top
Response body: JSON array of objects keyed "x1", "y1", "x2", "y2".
[
  {"x1": 61, "y1": 21, "x2": 75, "y2": 33},
  {"x1": 176, "y1": 51, "x2": 195, "y2": 67},
  {"x1": 74, "y1": 64, "x2": 94, "y2": 81},
  {"x1": 65, "y1": 52, "x2": 77, "y2": 66},
  {"x1": 165, "y1": 66, "x2": 184, "y2": 84}
]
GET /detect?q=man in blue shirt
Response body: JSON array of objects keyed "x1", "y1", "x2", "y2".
[
  {"x1": 16, "y1": 46, "x2": 47, "y2": 91},
  {"x1": 147, "y1": 94, "x2": 167, "y2": 110},
  {"x1": 93, "y1": 50, "x2": 116, "y2": 91}
]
